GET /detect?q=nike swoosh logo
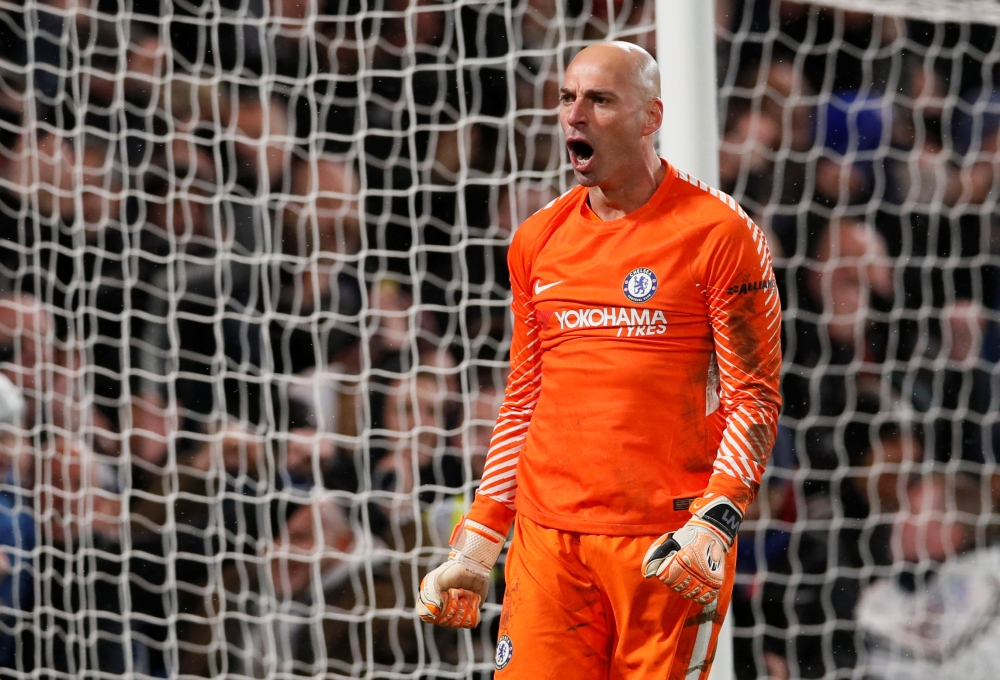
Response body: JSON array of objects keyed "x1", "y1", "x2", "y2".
[{"x1": 534, "y1": 280, "x2": 562, "y2": 294}]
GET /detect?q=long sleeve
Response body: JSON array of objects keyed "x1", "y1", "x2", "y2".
[
  {"x1": 467, "y1": 232, "x2": 541, "y2": 534},
  {"x1": 695, "y1": 209, "x2": 783, "y2": 514}
]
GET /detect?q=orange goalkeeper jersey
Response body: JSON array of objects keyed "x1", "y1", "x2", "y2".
[{"x1": 469, "y1": 161, "x2": 782, "y2": 537}]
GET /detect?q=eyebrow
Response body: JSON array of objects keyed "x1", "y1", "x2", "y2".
[{"x1": 559, "y1": 87, "x2": 617, "y2": 100}]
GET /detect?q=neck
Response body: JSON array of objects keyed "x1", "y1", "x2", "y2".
[{"x1": 588, "y1": 147, "x2": 665, "y2": 221}]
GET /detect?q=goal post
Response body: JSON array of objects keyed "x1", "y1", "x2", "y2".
[{"x1": 656, "y1": 0, "x2": 722, "y2": 188}]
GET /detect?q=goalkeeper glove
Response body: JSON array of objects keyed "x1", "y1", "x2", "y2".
[
  {"x1": 641, "y1": 495, "x2": 742, "y2": 605},
  {"x1": 416, "y1": 516, "x2": 505, "y2": 628}
]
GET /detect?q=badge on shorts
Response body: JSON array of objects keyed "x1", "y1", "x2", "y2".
[
  {"x1": 495, "y1": 634, "x2": 513, "y2": 670},
  {"x1": 623, "y1": 267, "x2": 658, "y2": 303}
]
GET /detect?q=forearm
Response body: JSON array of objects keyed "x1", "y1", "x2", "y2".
[
  {"x1": 469, "y1": 247, "x2": 540, "y2": 534},
  {"x1": 704, "y1": 397, "x2": 779, "y2": 513},
  {"x1": 700, "y1": 216, "x2": 783, "y2": 514}
]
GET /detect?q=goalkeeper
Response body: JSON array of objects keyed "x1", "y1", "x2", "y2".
[{"x1": 417, "y1": 41, "x2": 781, "y2": 678}]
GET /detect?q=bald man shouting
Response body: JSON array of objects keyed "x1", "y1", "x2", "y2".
[{"x1": 416, "y1": 42, "x2": 781, "y2": 678}]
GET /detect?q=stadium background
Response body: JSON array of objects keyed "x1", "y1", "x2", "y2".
[{"x1": 1, "y1": 1, "x2": 1000, "y2": 678}]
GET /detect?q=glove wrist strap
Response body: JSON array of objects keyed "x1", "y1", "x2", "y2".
[
  {"x1": 449, "y1": 517, "x2": 505, "y2": 569},
  {"x1": 693, "y1": 496, "x2": 742, "y2": 547}
]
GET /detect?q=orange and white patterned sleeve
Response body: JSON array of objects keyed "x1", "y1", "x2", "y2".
[
  {"x1": 466, "y1": 230, "x2": 540, "y2": 534},
  {"x1": 693, "y1": 209, "x2": 783, "y2": 516}
]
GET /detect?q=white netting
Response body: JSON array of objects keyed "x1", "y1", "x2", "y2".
[
  {"x1": 0, "y1": 0, "x2": 655, "y2": 677},
  {"x1": 720, "y1": 2, "x2": 1000, "y2": 679},
  {"x1": 791, "y1": 0, "x2": 1000, "y2": 26},
  {"x1": 9, "y1": 1, "x2": 1000, "y2": 678}
]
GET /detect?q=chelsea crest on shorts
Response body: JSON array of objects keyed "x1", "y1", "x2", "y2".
[
  {"x1": 495, "y1": 634, "x2": 513, "y2": 669},
  {"x1": 623, "y1": 267, "x2": 658, "y2": 303}
]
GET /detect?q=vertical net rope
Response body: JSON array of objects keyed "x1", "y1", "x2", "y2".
[
  {"x1": 721, "y1": 2, "x2": 1000, "y2": 679},
  {"x1": 0, "y1": 1, "x2": 654, "y2": 678}
]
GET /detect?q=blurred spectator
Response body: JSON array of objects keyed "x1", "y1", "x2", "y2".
[
  {"x1": 513, "y1": 63, "x2": 562, "y2": 173},
  {"x1": 721, "y1": 61, "x2": 814, "y2": 214},
  {"x1": 496, "y1": 180, "x2": 560, "y2": 239},
  {"x1": 719, "y1": 104, "x2": 781, "y2": 210},
  {"x1": 582, "y1": 0, "x2": 654, "y2": 54},
  {"x1": 0, "y1": 105, "x2": 75, "y2": 224},
  {"x1": 268, "y1": 497, "x2": 355, "y2": 600},
  {"x1": 885, "y1": 56, "x2": 956, "y2": 209},
  {"x1": 0, "y1": 295, "x2": 53, "y2": 429},
  {"x1": 773, "y1": 217, "x2": 902, "y2": 677},
  {"x1": 229, "y1": 89, "x2": 292, "y2": 196},
  {"x1": 124, "y1": 424, "x2": 277, "y2": 676},
  {"x1": 122, "y1": 25, "x2": 166, "y2": 107},
  {"x1": 783, "y1": 218, "x2": 893, "y2": 435},
  {"x1": 0, "y1": 373, "x2": 29, "y2": 669},
  {"x1": 465, "y1": 374, "x2": 504, "y2": 481},
  {"x1": 372, "y1": 361, "x2": 460, "y2": 520},
  {"x1": 142, "y1": 138, "x2": 219, "y2": 252},
  {"x1": 424, "y1": 368, "x2": 505, "y2": 547},
  {"x1": 77, "y1": 136, "x2": 125, "y2": 242},
  {"x1": 850, "y1": 423, "x2": 923, "y2": 517},
  {"x1": 34, "y1": 435, "x2": 125, "y2": 675},
  {"x1": 807, "y1": 217, "x2": 893, "y2": 351},
  {"x1": 855, "y1": 474, "x2": 997, "y2": 679},
  {"x1": 176, "y1": 496, "x2": 357, "y2": 676},
  {"x1": 895, "y1": 473, "x2": 981, "y2": 566},
  {"x1": 280, "y1": 154, "x2": 362, "y2": 257}
]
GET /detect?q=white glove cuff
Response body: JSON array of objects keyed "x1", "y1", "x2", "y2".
[{"x1": 450, "y1": 518, "x2": 505, "y2": 569}]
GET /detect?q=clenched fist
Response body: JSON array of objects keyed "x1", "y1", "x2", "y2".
[
  {"x1": 642, "y1": 495, "x2": 742, "y2": 605},
  {"x1": 416, "y1": 517, "x2": 505, "y2": 628}
]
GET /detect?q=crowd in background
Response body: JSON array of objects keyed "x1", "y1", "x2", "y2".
[
  {"x1": 0, "y1": 0, "x2": 998, "y2": 678},
  {"x1": 720, "y1": 3, "x2": 1000, "y2": 679}
]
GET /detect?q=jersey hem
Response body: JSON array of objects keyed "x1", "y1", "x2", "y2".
[{"x1": 514, "y1": 493, "x2": 697, "y2": 537}]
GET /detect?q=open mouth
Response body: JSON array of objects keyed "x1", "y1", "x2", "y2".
[{"x1": 567, "y1": 140, "x2": 594, "y2": 162}]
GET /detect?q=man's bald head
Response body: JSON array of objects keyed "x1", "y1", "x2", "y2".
[
  {"x1": 569, "y1": 41, "x2": 660, "y2": 102},
  {"x1": 559, "y1": 40, "x2": 664, "y2": 196}
]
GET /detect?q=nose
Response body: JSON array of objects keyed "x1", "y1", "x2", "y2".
[{"x1": 564, "y1": 97, "x2": 586, "y2": 128}]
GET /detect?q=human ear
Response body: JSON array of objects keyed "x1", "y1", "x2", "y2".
[{"x1": 643, "y1": 97, "x2": 663, "y2": 137}]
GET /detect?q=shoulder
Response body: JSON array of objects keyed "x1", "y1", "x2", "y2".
[
  {"x1": 510, "y1": 185, "x2": 586, "y2": 257},
  {"x1": 669, "y1": 170, "x2": 764, "y2": 250},
  {"x1": 667, "y1": 171, "x2": 774, "y2": 286}
]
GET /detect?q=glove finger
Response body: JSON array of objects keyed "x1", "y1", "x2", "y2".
[
  {"x1": 453, "y1": 589, "x2": 481, "y2": 628},
  {"x1": 642, "y1": 533, "x2": 680, "y2": 579},
  {"x1": 660, "y1": 555, "x2": 721, "y2": 603},
  {"x1": 435, "y1": 589, "x2": 481, "y2": 629},
  {"x1": 416, "y1": 577, "x2": 443, "y2": 623},
  {"x1": 693, "y1": 588, "x2": 718, "y2": 605}
]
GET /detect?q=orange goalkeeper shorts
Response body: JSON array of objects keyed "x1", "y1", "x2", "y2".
[{"x1": 493, "y1": 514, "x2": 735, "y2": 680}]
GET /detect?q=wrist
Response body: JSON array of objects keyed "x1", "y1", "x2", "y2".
[
  {"x1": 449, "y1": 517, "x2": 506, "y2": 570},
  {"x1": 691, "y1": 495, "x2": 742, "y2": 548},
  {"x1": 466, "y1": 494, "x2": 516, "y2": 536}
]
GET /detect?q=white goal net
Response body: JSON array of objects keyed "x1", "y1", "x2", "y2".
[
  {"x1": 4, "y1": 0, "x2": 1000, "y2": 678},
  {"x1": 720, "y1": 2, "x2": 1000, "y2": 679},
  {"x1": 0, "y1": 0, "x2": 654, "y2": 678}
]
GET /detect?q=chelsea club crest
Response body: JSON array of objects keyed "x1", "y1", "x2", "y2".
[
  {"x1": 623, "y1": 267, "x2": 658, "y2": 303},
  {"x1": 495, "y1": 635, "x2": 513, "y2": 670}
]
